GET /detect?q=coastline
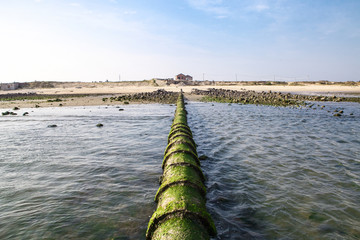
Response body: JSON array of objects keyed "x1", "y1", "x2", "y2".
[{"x1": 1, "y1": 84, "x2": 359, "y2": 109}]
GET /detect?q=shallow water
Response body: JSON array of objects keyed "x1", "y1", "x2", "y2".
[
  {"x1": 0, "y1": 105, "x2": 172, "y2": 239},
  {"x1": 187, "y1": 101, "x2": 360, "y2": 240},
  {"x1": 1, "y1": 102, "x2": 359, "y2": 239}
]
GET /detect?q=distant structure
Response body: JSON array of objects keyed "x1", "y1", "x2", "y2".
[
  {"x1": 1, "y1": 82, "x2": 19, "y2": 91},
  {"x1": 175, "y1": 73, "x2": 193, "y2": 81}
]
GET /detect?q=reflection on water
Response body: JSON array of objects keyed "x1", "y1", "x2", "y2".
[{"x1": 0, "y1": 102, "x2": 359, "y2": 239}]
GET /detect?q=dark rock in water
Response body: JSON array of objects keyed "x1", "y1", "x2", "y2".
[
  {"x1": 59, "y1": 104, "x2": 63, "y2": 106},
  {"x1": 48, "y1": 124, "x2": 57, "y2": 128},
  {"x1": 333, "y1": 113, "x2": 342, "y2": 117},
  {"x1": 124, "y1": 101, "x2": 130, "y2": 105},
  {"x1": 338, "y1": 110, "x2": 344, "y2": 114},
  {"x1": 119, "y1": 108, "x2": 124, "y2": 111},
  {"x1": 23, "y1": 112, "x2": 29, "y2": 116},
  {"x1": 35, "y1": 104, "x2": 40, "y2": 108},
  {"x1": 2, "y1": 111, "x2": 18, "y2": 116},
  {"x1": 199, "y1": 155, "x2": 208, "y2": 160},
  {"x1": 13, "y1": 107, "x2": 20, "y2": 110},
  {"x1": 96, "y1": 123, "x2": 104, "y2": 127},
  {"x1": 350, "y1": 113, "x2": 354, "y2": 116}
]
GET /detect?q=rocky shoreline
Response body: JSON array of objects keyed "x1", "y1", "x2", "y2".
[
  {"x1": 191, "y1": 88, "x2": 360, "y2": 106},
  {"x1": 1, "y1": 87, "x2": 359, "y2": 110},
  {"x1": 105, "y1": 89, "x2": 179, "y2": 104}
]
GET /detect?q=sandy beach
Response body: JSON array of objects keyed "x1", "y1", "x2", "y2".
[{"x1": 1, "y1": 82, "x2": 359, "y2": 109}]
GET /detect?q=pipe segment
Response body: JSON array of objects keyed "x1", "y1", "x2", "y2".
[{"x1": 146, "y1": 93, "x2": 216, "y2": 240}]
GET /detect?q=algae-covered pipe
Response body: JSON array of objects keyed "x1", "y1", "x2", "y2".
[{"x1": 146, "y1": 93, "x2": 216, "y2": 240}]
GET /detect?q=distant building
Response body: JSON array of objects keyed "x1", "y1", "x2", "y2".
[
  {"x1": 175, "y1": 73, "x2": 193, "y2": 81},
  {"x1": 1, "y1": 82, "x2": 19, "y2": 91}
]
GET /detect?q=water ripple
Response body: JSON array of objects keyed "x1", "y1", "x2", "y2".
[{"x1": 187, "y1": 101, "x2": 360, "y2": 240}]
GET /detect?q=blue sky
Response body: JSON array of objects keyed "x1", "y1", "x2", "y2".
[{"x1": 1, "y1": 0, "x2": 359, "y2": 82}]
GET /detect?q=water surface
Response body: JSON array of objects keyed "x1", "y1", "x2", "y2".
[
  {"x1": 187, "y1": 101, "x2": 360, "y2": 239},
  {"x1": 1, "y1": 102, "x2": 359, "y2": 239}
]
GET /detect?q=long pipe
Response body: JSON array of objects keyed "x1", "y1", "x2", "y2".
[{"x1": 146, "y1": 92, "x2": 216, "y2": 239}]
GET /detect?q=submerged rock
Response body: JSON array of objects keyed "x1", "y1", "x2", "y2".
[
  {"x1": 96, "y1": 123, "x2": 104, "y2": 127},
  {"x1": 199, "y1": 155, "x2": 209, "y2": 160}
]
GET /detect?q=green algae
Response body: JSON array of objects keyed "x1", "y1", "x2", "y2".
[
  {"x1": 150, "y1": 217, "x2": 209, "y2": 240},
  {"x1": 162, "y1": 151, "x2": 200, "y2": 169},
  {"x1": 168, "y1": 129, "x2": 193, "y2": 141},
  {"x1": 168, "y1": 126, "x2": 192, "y2": 138},
  {"x1": 147, "y1": 185, "x2": 216, "y2": 240},
  {"x1": 168, "y1": 133, "x2": 196, "y2": 145},
  {"x1": 164, "y1": 143, "x2": 197, "y2": 157},
  {"x1": 155, "y1": 165, "x2": 206, "y2": 202},
  {"x1": 146, "y1": 92, "x2": 216, "y2": 240},
  {"x1": 171, "y1": 123, "x2": 191, "y2": 130},
  {"x1": 167, "y1": 135, "x2": 196, "y2": 149},
  {"x1": 164, "y1": 142, "x2": 197, "y2": 156}
]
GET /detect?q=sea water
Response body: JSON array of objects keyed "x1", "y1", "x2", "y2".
[{"x1": 0, "y1": 102, "x2": 359, "y2": 239}]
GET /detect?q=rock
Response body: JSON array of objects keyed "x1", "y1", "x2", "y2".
[
  {"x1": 48, "y1": 124, "x2": 57, "y2": 128},
  {"x1": 96, "y1": 123, "x2": 104, "y2": 127},
  {"x1": 333, "y1": 113, "x2": 342, "y2": 117},
  {"x1": 23, "y1": 112, "x2": 29, "y2": 116},
  {"x1": 13, "y1": 107, "x2": 20, "y2": 110},
  {"x1": 199, "y1": 155, "x2": 208, "y2": 160}
]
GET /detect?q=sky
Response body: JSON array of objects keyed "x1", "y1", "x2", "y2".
[{"x1": 1, "y1": 0, "x2": 360, "y2": 82}]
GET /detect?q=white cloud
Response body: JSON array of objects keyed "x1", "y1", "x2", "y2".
[
  {"x1": 252, "y1": 4, "x2": 269, "y2": 12},
  {"x1": 123, "y1": 10, "x2": 137, "y2": 15},
  {"x1": 69, "y1": 3, "x2": 81, "y2": 7},
  {"x1": 186, "y1": 0, "x2": 230, "y2": 18}
]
